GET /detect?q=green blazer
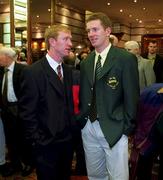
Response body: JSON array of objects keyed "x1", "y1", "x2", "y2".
[{"x1": 79, "y1": 46, "x2": 140, "y2": 147}]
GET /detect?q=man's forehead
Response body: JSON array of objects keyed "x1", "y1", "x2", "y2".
[
  {"x1": 58, "y1": 31, "x2": 71, "y2": 36},
  {"x1": 148, "y1": 43, "x2": 157, "y2": 46},
  {"x1": 86, "y1": 20, "x2": 101, "y2": 26}
]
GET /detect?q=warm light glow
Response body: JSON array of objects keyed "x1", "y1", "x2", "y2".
[
  {"x1": 32, "y1": 42, "x2": 38, "y2": 49},
  {"x1": 107, "y1": 2, "x2": 111, "y2": 6},
  {"x1": 41, "y1": 42, "x2": 46, "y2": 50},
  {"x1": 76, "y1": 45, "x2": 82, "y2": 49},
  {"x1": 158, "y1": 19, "x2": 162, "y2": 22},
  {"x1": 120, "y1": 9, "x2": 123, "y2": 13}
]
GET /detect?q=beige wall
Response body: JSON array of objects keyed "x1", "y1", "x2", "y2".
[
  {"x1": 114, "y1": 21, "x2": 163, "y2": 48},
  {"x1": 32, "y1": 4, "x2": 86, "y2": 47}
]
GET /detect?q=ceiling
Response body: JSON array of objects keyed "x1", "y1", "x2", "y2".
[
  {"x1": 30, "y1": 0, "x2": 163, "y2": 28},
  {"x1": 0, "y1": 0, "x2": 163, "y2": 28}
]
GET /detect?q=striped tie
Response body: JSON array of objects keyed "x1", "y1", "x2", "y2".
[
  {"x1": 95, "y1": 55, "x2": 102, "y2": 80},
  {"x1": 89, "y1": 55, "x2": 102, "y2": 122}
]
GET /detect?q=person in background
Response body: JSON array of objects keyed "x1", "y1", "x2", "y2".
[
  {"x1": 129, "y1": 83, "x2": 163, "y2": 180},
  {"x1": 79, "y1": 12, "x2": 139, "y2": 180},
  {"x1": 0, "y1": 44, "x2": 9, "y2": 177},
  {"x1": 109, "y1": 34, "x2": 119, "y2": 46},
  {"x1": 0, "y1": 110, "x2": 9, "y2": 177},
  {"x1": 76, "y1": 51, "x2": 89, "y2": 70},
  {"x1": 19, "y1": 52, "x2": 27, "y2": 65},
  {"x1": 78, "y1": 51, "x2": 88, "y2": 61},
  {"x1": 64, "y1": 53, "x2": 87, "y2": 176},
  {"x1": 142, "y1": 40, "x2": 163, "y2": 83},
  {"x1": 125, "y1": 40, "x2": 156, "y2": 91},
  {"x1": 19, "y1": 24, "x2": 74, "y2": 180},
  {"x1": 0, "y1": 47, "x2": 34, "y2": 177}
]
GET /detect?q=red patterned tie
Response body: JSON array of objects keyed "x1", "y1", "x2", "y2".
[{"x1": 57, "y1": 65, "x2": 63, "y2": 81}]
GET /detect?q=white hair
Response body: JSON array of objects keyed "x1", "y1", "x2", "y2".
[
  {"x1": 124, "y1": 41, "x2": 139, "y2": 50},
  {"x1": 0, "y1": 47, "x2": 16, "y2": 59},
  {"x1": 109, "y1": 34, "x2": 119, "y2": 46}
]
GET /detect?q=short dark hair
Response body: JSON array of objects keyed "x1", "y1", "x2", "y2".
[
  {"x1": 86, "y1": 12, "x2": 112, "y2": 29},
  {"x1": 148, "y1": 40, "x2": 157, "y2": 44}
]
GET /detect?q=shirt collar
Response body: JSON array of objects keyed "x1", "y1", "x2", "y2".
[
  {"x1": 46, "y1": 53, "x2": 62, "y2": 71},
  {"x1": 7, "y1": 61, "x2": 15, "y2": 72},
  {"x1": 95, "y1": 43, "x2": 111, "y2": 66}
]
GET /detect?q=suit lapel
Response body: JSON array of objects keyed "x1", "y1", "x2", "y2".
[
  {"x1": 85, "y1": 52, "x2": 96, "y2": 85},
  {"x1": 85, "y1": 46, "x2": 117, "y2": 82},
  {"x1": 41, "y1": 58, "x2": 64, "y2": 97},
  {"x1": 98, "y1": 46, "x2": 117, "y2": 79}
]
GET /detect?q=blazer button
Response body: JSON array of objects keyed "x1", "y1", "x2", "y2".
[
  {"x1": 88, "y1": 103, "x2": 91, "y2": 106},
  {"x1": 91, "y1": 88, "x2": 93, "y2": 91}
]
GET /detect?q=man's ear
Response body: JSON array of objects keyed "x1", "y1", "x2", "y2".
[
  {"x1": 106, "y1": 27, "x2": 111, "y2": 37},
  {"x1": 49, "y1": 38, "x2": 56, "y2": 47}
]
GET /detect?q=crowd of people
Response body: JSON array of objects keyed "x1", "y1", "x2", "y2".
[{"x1": 0, "y1": 12, "x2": 162, "y2": 180}]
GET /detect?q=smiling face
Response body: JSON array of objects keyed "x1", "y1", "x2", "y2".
[{"x1": 86, "y1": 19, "x2": 111, "y2": 53}]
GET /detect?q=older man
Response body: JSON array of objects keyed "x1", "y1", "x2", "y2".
[
  {"x1": 125, "y1": 40, "x2": 156, "y2": 91},
  {"x1": 0, "y1": 47, "x2": 34, "y2": 177}
]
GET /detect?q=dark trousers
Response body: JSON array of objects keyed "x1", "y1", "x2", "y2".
[
  {"x1": 1, "y1": 106, "x2": 34, "y2": 168},
  {"x1": 34, "y1": 140, "x2": 73, "y2": 180},
  {"x1": 136, "y1": 154, "x2": 154, "y2": 180},
  {"x1": 158, "y1": 143, "x2": 163, "y2": 180},
  {"x1": 72, "y1": 127, "x2": 87, "y2": 175}
]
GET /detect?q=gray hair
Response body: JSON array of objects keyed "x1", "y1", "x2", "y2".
[
  {"x1": 0, "y1": 47, "x2": 17, "y2": 60},
  {"x1": 124, "y1": 41, "x2": 140, "y2": 50}
]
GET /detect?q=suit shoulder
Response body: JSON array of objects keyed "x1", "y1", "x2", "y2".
[{"x1": 113, "y1": 47, "x2": 137, "y2": 63}]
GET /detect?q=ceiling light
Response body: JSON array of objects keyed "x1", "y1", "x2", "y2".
[
  {"x1": 129, "y1": 14, "x2": 132, "y2": 17},
  {"x1": 107, "y1": 2, "x2": 111, "y2": 6},
  {"x1": 120, "y1": 9, "x2": 123, "y2": 13},
  {"x1": 158, "y1": 19, "x2": 162, "y2": 22},
  {"x1": 136, "y1": 19, "x2": 139, "y2": 21},
  {"x1": 133, "y1": 0, "x2": 137, "y2": 2},
  {"x1": 36, "y1": 15, "x2": 39, "y2": 18},
  {"x1": 48, "y1": 8, "x2": 51, "y2": 12},
  {"x1": 143, "y1": 7, "x2": 146, "y2": 10},
  {"x1": 139, "y1": 20, "x2": 142, "y2": 23}
]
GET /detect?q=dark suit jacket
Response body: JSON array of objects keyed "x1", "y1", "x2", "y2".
[
  {"x1": 79, "y1": 46, "x2": 140, "y2": 147},
  {"x1": 0, "y1": 62, "x2": 25, "y2": 108},
  {"x1": 19, "y1": 57, "x2": 74, "y2": 147},
  {"x1": 142, "y1": 53, "x2": 163, "y2": 83}
]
